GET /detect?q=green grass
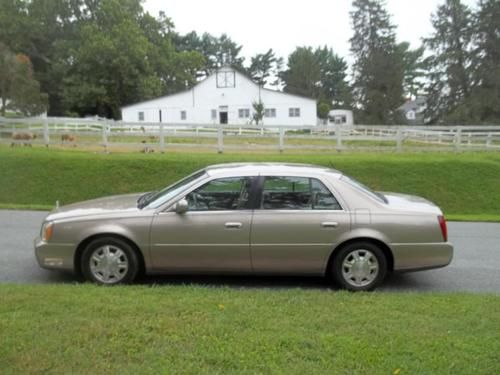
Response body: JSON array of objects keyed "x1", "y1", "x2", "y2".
[
  {"x1": 0, "y1": 146, "x2": 499, "y2": 220},
  {"x1": 0, "y1": 284, "x2": 498, "y2": 373}
]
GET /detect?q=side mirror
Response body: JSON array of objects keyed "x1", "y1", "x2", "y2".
[{"x1": 175, "y1": 199, "x2": 188, "y2": 214}]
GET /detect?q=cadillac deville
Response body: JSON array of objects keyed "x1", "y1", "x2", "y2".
[{"x1": 35, "y1": 163, "x2": 453, "y2": 291}]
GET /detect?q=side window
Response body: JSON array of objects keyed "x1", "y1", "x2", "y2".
[
  {"x1": 311, "y1": 178, "x2": 342, "y2": 210},
  {"x1": 261, "y1": 176, "x2": 341, "y2": 210},
  {"x1": 186, "y1": 177, "x2": 252, "y2": 211},
  {"x1": 262, "y1": 177, "x2": 310, "y2": 210}
]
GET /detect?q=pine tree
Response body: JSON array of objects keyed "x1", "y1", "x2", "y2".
[
  {"x1": 423, "y1": 0, "x2": 474, "y2": 124},
  {"x1": 350, "y1": 0, "x2": 404, "y2": 124},
  {"x1": 469, "y1": 0, "x2": 500, "y2": 123}
]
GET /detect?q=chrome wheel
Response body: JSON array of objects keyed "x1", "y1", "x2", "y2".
[
  {"x1": 341, "y1": 249, "x2": 379, "y2": 288},
  {"x1": 89, "y1": 245, "x2": 129, "y2": 284}
]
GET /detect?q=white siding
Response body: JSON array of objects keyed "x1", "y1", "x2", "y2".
[{"x1": 121, "y1": 68, "x2": 317, "y2": 127}]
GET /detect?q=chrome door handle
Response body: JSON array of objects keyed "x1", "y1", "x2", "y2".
[
  {"x1": 321, "y1": 222, "x2": 338, "y2": 228},
  {"x1": 225, "y1": 222, "x2": 242, "y2": 229}
]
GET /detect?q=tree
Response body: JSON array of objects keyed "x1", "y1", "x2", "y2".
[
  {"x1": 317, "y1": 102, "x2": 331, "y2": 120},
  {"x1": 174, "y1": 32, "x2": 244, "y2": 77},
  {"x1": 252, "y1": 100, "x2": 265, "y2": 125},
  {"x1": 281, "y1": 47, "x2": 321, "y2": 99},
  {"x1": 247, "y1": 49, "x2": 283, "y2": 87},
  {"x1": 397, "y1": 42, "x2": 426, "y2": 100},
  {"x1": 350, "y1": 0, "x2": 404, "y2": 124},
  {"x1": 314, "y1": 46, "x2": 352, "y2": 109},
  {"x1": 0, "y1": 0, "x2": 205, "y2": 118},
  {"x1": 423, "y1": 0, "x2": 474, "y2": 124},
  {"x1": 280, "y1": 46, "x2": 352, "y2": 117},
  {"x1": 468, "y1": 0, "x2": 500, "y2": 123},
  {"x1": 0, "y1": 44, "x2": 47, "y2": 116}
]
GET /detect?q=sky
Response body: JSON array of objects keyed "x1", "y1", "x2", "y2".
[{"x1": 144, "y1": 0, "x2": 478, "y2": 64}]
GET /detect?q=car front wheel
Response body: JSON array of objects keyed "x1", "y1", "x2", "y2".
[
  {"x1": 332, "y1": 242, "x2": 387, "y2": 291},
  {"x1": 81, "y1": 237, "x2": 139, "y2": 285}
]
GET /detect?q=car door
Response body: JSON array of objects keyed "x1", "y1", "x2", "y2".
[
  {"x1": 250, "y1": 175, "x2": 351, "y2": 275},
  {"x1": 150, "y1": 176, "x2": 255, "y2": 273}
]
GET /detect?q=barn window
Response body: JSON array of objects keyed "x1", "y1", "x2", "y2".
[
  {"x1": 216, "y1": 71, "x2": 235, "y2": 88},
  {"x1": 211, "y1": 109, "x2": 217, "y2": 119},
  {"x1": 238, "y1": 108, "x2": 250, "y2": 118},
  {"x1": 138, "y1": 111, "x2": 145, "y2": 121},
  {"x1": 180, "y1": 110, "x2": 187, "y2": 120},
  {"x1": 289, "y1": 108, "x2": 301, "y2": 117},
  {"x1": 265, "y1": 108, "x2": 276, "y2": 118}
]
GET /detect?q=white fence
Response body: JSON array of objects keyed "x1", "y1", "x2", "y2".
[{"x1": 1, "y1": 116, "x2": 500, "y2": 153}]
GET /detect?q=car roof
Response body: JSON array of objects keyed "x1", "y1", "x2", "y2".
[{"x1": 204, "y1": 163, "x2": 342, "y2": 178}]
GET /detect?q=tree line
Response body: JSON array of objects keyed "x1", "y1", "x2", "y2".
[{"x1": 0, "y1": 0, "x2": 498, "y2": 124}]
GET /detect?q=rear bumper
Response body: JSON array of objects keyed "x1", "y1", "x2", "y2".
[
  {"x1": 391, "y1": 242, "x2": 453, "y2": 271},
  {"x1": 34, "y1": 237, "x2": 76, "y2": 271}
]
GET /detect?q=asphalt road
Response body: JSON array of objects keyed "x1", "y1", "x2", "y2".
[{"x1": 1, "y1": 210, "x2": 499, "y2": 293}]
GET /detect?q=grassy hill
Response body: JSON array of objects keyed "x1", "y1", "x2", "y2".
[{"x1": 1, "y1": 146, "x2": 499, "y2": 221}]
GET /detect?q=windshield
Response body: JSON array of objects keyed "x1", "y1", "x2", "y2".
[
  {"x1": 341, "y1": 175, "x2": 387, "y2": 204},
  {"x1": 139, "y1": 170, "x2": 207, "y2": 209}
]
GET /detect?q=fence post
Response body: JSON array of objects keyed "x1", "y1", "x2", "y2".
[
  {"x1": 454, "y1": 127, "x2": 462, "y2": 151},
  {"x1": 336, "y1": 124, "x2": 342, "y2": 149},
  {"x1": 486, "y1": 133, "x2": 492, "y2": 147},
  {"x1": 159, "y1": 123, "x2": 165, "y2": 153},
  {"x1": 102, "y1": 123, "x2": 108, "y2": 152},
  {"x1": 279, "y1": 127, "x2": 285, "y2": 153},
  {"x1": 260, "y1": 126, "x2": 264, "y2": 136},
  {"x1": 396, "y1": 128, "x2": 403, "y2": 152},
  {"x1": 217, "y1": 125, "x2": 223, "y2": 153},
  {"x1": 43, "y1": 115, "x2": 49, "y2": 147}
]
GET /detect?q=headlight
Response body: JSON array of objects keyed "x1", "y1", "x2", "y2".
[{"x1": 41, "y1": 222, "x2": 54, "y2": 242}]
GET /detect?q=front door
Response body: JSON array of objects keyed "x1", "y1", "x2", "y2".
[
  {"x1": 219, "y1": 111, "x2": 228, "y2": 124},
  {"x1": 250, "y1": 176, "x2": 351, "y2": 274},
  {"x1": 150, "y1": 176, "x2": 254, "y2": 272}
]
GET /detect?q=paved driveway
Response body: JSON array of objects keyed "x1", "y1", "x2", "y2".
[{"x1": 1, "y1": 210, "x2": 499, "y2": 292}]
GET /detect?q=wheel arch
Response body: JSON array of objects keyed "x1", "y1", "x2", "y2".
[
  {"x1": 74, "y1": 233, "x2": 146, "y2": 278},
  {"x1": 325, "y1": 237, "x2": 394, "y2": 277}
]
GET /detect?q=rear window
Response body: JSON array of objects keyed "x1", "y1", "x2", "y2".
[{"x1": 341, "y1": 175, "x2": 387, "y2": 203}]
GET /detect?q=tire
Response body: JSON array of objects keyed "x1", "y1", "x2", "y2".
[
  {"x1": 81, "y1": 237, "x2": 139, "y2": 285},
  {"x1": 331, "y1": 241, "x2": 387, "y2": 291}
]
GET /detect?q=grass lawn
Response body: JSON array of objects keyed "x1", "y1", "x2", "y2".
[
  {"x1": 0, "y1": 284, "x2": 498, "y2": 373},
  {"x1": 0, "y1": 146, "x2": 499, "y2": 221}
]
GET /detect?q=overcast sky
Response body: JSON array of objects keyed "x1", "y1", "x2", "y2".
[{"x1": 144, "y1": 0, "x2": 477, "y2": 64}]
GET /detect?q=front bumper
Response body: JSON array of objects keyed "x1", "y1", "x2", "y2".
[
  {"x1": 391, "y1": 242, "x2": 454, "y2": 272},
  {"x1": 34, "y1": 237, "x2": 76, "y2": 271}
]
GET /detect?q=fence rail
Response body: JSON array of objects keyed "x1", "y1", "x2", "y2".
[{"x1": 1, "y1": 116, "x2": 500, "y2": 153}]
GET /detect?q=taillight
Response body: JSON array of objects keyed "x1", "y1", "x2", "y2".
[{"x1": 438, "y1": 215, "x2": 447, "y2": 242}]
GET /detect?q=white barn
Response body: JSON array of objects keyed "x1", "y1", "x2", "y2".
[{"x1": 121, "y1": 66, "x2": 317, "y2": 127}]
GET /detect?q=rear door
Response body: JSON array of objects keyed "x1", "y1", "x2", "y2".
[{"x1": 250, "y1": 176, "x2": 351, "y2": 275}]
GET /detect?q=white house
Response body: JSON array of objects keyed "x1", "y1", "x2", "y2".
[
  {"x1": 328, "y1": 109, "x2": 354, "y2": 126},
  {"x1": 121, "y1": 66, "x2": 317, "y2": 127}
]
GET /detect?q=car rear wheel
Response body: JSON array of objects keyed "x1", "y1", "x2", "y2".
[
  {"x1": 81, "y1": 237, "x2": 139, "y2": 285},
  {"x1": 332, "y1": 242, "x2": 387, "y2": 291}
]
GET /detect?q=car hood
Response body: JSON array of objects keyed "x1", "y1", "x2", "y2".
[
  {"x1": 45, "y1": 193, "x2": 143, "y2": 221},
  {"x1": 381, "y1": 192, "x2": 443, "y2": 215}
]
